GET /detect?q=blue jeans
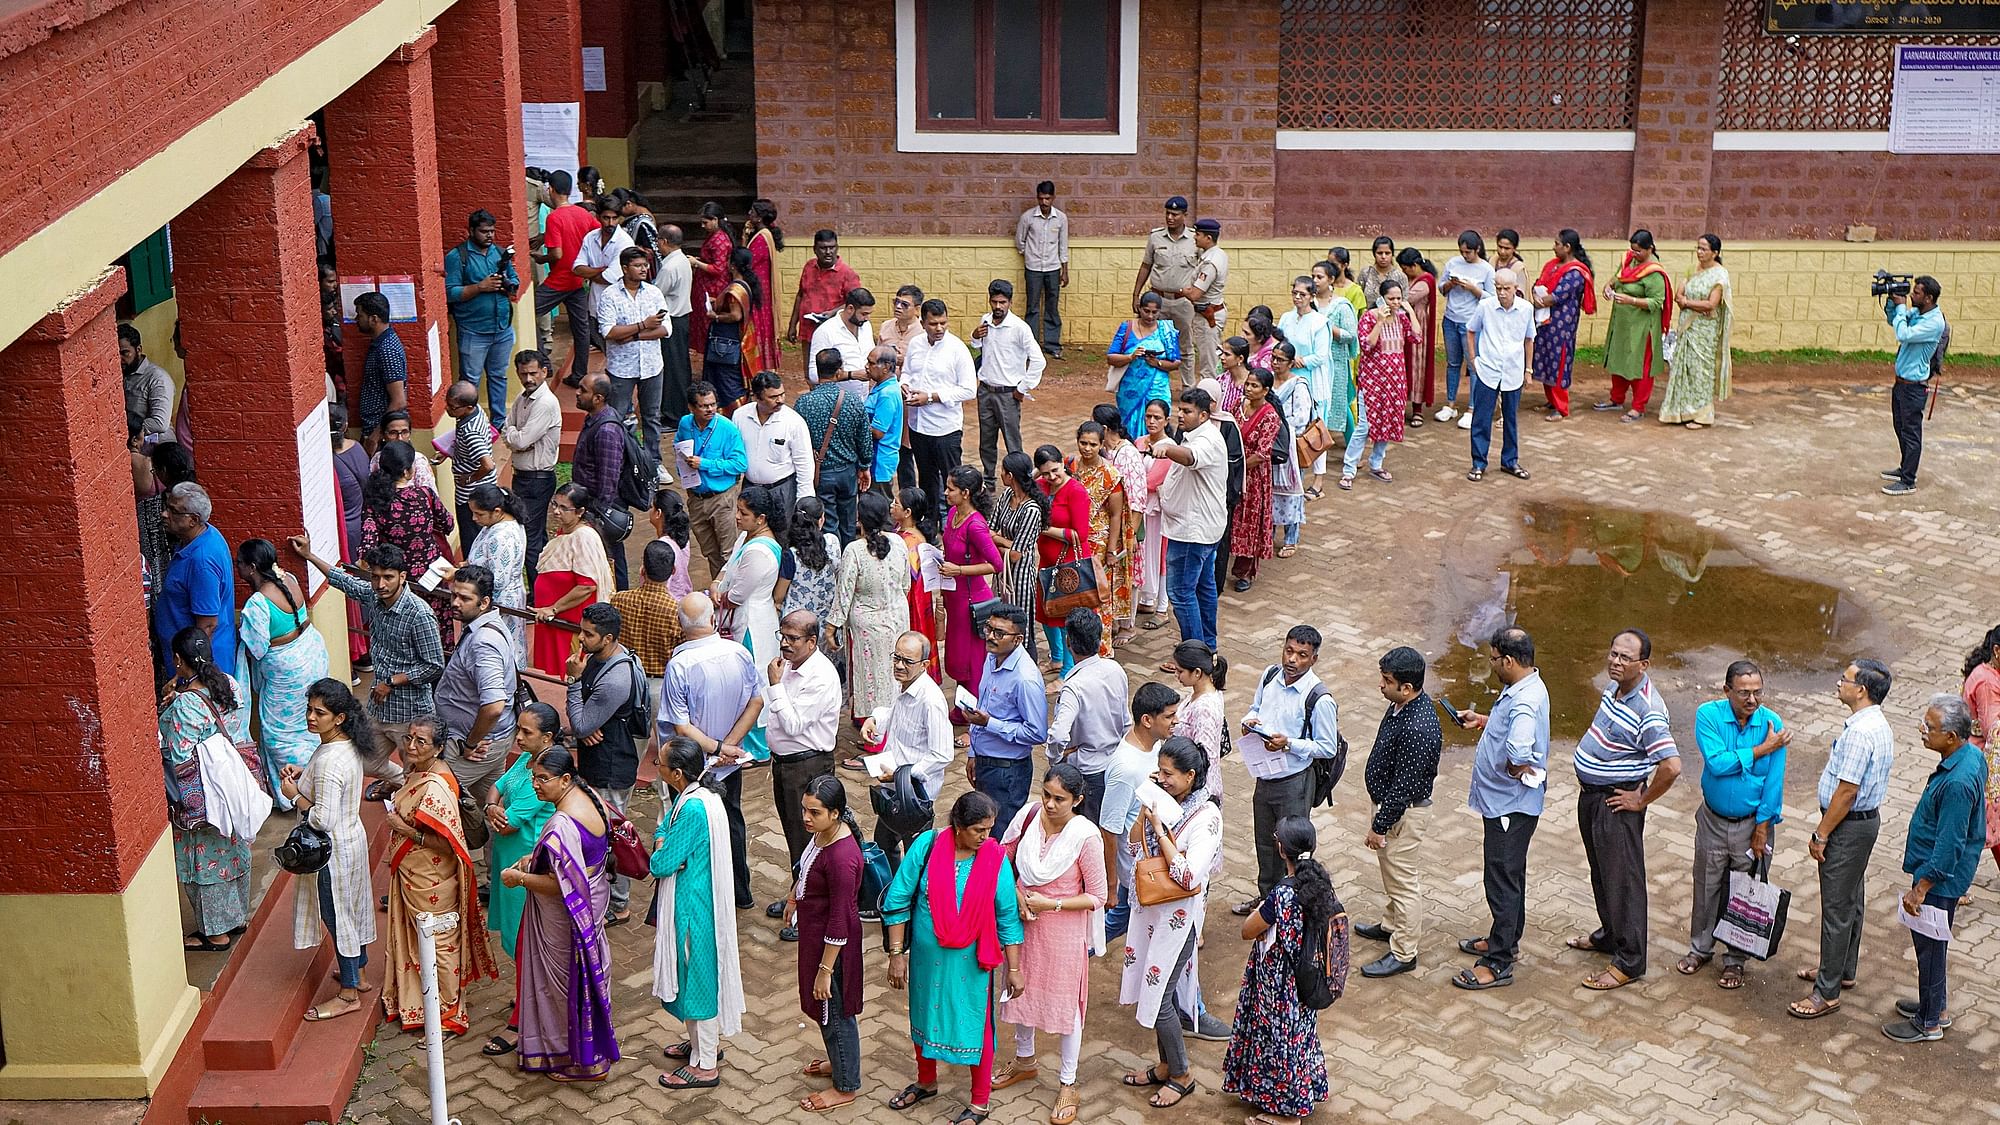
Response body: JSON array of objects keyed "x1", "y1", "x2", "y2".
[
  {"x1": 1165, "y1": 538, "x2": 1218, "y2": 648},
  {"x1": 1913, "y1": 889, "x2": 1958, "y2": 1028},
  {"x1": 819, "y1": 465, "x2": 858, "y2": 545},
  {"x1": 316, "y1": 868, "x2": 368, "y2": 990},
  {"x1": 1441, "y1": 318, "x2": 1468, "y2": 405},
  {"x1": 1341, "y1": 406, "x2": 1382, "y2": 476},
  {"x1": 1469, "y1": 377, "x2": 1521, "y2": 471},
  {"x1": 1042, "y1": 624, "x2": 1073, "y2": 676},
  {"x1": 456, "y1": 326, "x2": 515, "y2": 425},
  {"x1": 1104, "y1": 880, "x2": 1132, "y2": 941},
  {"x1": 972, "y1": 755, "x2": 1033, "y2": 836},
  {"x1": 1281, "y1": 523, "x2": 1300, "y2": 547}
]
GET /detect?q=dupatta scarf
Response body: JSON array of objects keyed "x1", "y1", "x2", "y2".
[
  {"x1": 1616, "y1": 251, "x2": 1674, "y2": 334},
  {"x1": 1537, "y1": 257, "x2": 1599, "y2": 317},
  {"x1": 926, "y1": 833, "x2": 1006, "y2": 971}
]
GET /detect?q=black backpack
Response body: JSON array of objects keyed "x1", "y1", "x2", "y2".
[
  {"x1": 1294, "y1": 906, "x2": 1350, "y2": 1011},
  {"x1": 592, "y1": 649, "x2": 653, "y2": 747},
  {"x1": 1260, "y1": 665, "x2": 1347, "y2": 806},
  {"x1": 582, "y1": 412, "x2": 659, "y2": 512},
  {"x1": 1268, "y1": 401, "x2": 1292, "y2": 466}
]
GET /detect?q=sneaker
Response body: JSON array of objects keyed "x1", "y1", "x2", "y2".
[
  {"x1": 1895, "y1": 998, "x2": 1953, "y2": 1028},
  {"x1": 1879, "y1": 469, "x2": 1905, "y2": 481},
  {"x1": 1882, "y1": 481, "x2": 1917, "y2": 496},
  {"x1": 1882, "y1": 1018, "x2": 1944, "y2": 1043},
  {"x1": 1435, "y1": 405, "x2": 1456, "y2": 422},
  {"x1": 1178, "y1": 1012, "x2": 1233, "y2": 1041},
  {"x1": 858, "y1": 907, "x2": 881, "y2": 924},
  {"x1": 1457, "y1": 411, "x2": 1473, "y2": 430},
  {"x1": 1591, "y1": 400, "x2": 1622, "y2": 412}
]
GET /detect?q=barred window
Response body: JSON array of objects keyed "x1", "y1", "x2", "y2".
[
  {"x1": 1277, "y1": 0, "x2": 1641, "y2": 130},
  {"x1": 1718, "y1": 0, "x2": 2000, "y2": 130},
  {"x1": 916, "y1": 0, "x2": 1120, "y2": 133}
]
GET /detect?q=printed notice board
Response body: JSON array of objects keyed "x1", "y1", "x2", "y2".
[{"x1": 1890, "y1": 45, "x2": 2000, "y2": 154}]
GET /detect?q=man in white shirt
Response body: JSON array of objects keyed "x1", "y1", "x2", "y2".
[
  {"x1": 656, "y1": 223, "x2": 696, "y2": 429},
  {"x1": 860, "y1": 631, "x2": 953, "y2": 868},
  {"x1": 761, "y1": 609, "x2": 842, "y2": 939},
  {"x1": 970, "y1": 278, "x2": 1046, "y2": 478},
  {"x1": 900, "y1": 298, "x2": 978, "y2": 521},
  {"x1": 807, "y1": 287, "x2": 876, "y2": 385},
  {"x1": 1146, "y1": 387, "x2": 1229, "y2": 648},
  {"x1": 1100, "y1": 680, "x2": 1180, "y2": 941},
  {"x1": 598, "y1": 246, "x2": 670, "y2": 461},
  {"x1": 731, "y1": 370, "x2": 816, "y2": 518},
  {"x1": 503, "y1": 350, "x2": 564, "y2": 582},
  {"x1": 572, "y1": 195, "x2": 635, "y2": 340},
  {"x1": 1465, "y1": 268, "x2": 1538, "y2": 482},
  {"x1": 1015, "y1": 180, "x2": 1069, "y2": 358}
]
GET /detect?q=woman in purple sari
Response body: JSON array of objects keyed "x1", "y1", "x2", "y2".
[{"x1": 501, "y1": 747, "x2": 620, "y2": 1082}]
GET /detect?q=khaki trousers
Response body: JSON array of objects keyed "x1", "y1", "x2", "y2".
[
  {"x1": 1154, "y1": 295, "x2": 1200, "y2": 387},
  {"x1": 686, "y1": 482, "x2": 742, "y2": 581},
  {"x1": 1375, "y1": 802, "x2": 1430, "y2": 962},
  {"x1": 1189, "y1": 311, "x2": 1221, "y2": 388}
]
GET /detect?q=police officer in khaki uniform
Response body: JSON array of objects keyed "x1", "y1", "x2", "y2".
[
  {"x1": 1132, "y1": 195, "x2": 1199, "y2": 375},
  {"x1": 1179, "y1": 218, "x2": 1228, "y2": 387}
]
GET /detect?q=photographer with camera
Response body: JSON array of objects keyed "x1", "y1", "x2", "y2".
[
  {"x1": 1878, "y1": 273, "x2": 1945, "y2": 497},
  {"x1": 445, "y1": 208, "x2": 522, "y2": 428}
]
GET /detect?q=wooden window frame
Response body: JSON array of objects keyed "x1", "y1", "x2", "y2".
[{"x1": 913, "y1": 0, "x2": 1120, "y2": 134}]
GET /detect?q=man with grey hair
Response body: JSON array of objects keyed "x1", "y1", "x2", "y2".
[
  {"x1": 1464, "y1": 266, "x2": 1537, "y2": 478},
  {"x1": 1882, "y1": 693, "x2": 1986, "y2": 1042},
  {"x1": 865, "y1": 344, "x2": 904, "y2": 492},
  {"x1": 154, "y1": 481, "x2": 236, "y2": 678},
  {"x1": 861, "y1": 630, "x2": 953, "y2": 868},
  {"x1": 656, "y1": 223, "x2": 695, "y2": 429},
  {"x1": 763, "y1": 608, "x2": 842, "y2": 939},
  {"x1": 658, "y1": 591, "x2": 763, "y2": 909}
]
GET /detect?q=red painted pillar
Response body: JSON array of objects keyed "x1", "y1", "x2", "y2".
[
  {"x1": 1629, "y1": 0, "x2": 1725, "y2": 239},
  {"x1": 1195, "y1": 0, "x2": 1278, "y2": 234},
  {"x1": 175, "y1": 126, "x2": 334, "y2": 555},
  {"x1": 0, "y1": 268, "x2": 164, "y2": 895},
  {"x1": 520, "y1": 0, "x2": 586, "y2": 172},
  {"x1": 583, "y1": 0, "x2": 634, "y2": 140},
  {"x1": 434, "y1": 0, "x2": 530, "y2": 255},
  {"x1": 327, "y1": 29, "x2": 452, "y2": 430}
]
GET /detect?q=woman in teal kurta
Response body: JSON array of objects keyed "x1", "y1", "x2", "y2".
[
  {"x1": 485, "y1": 704, "x2": 559, "y2": 960},
  {"x1": 650, "y1": 738, "x2": 745, "y2": 1090},
  {"x1": 882, "y1": 791, "x2": 1025, "y2": 1119},
  {"x1": 652, "y1": 786, "x2": 717, "y2": 1022}
]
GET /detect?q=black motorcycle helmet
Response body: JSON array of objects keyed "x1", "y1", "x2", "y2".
[{"x1": 274, "y1": 822, "x2": 332, "y2": 875}]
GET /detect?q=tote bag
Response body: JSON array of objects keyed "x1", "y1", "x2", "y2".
[{"x1": 1712, "y1": 854, "x2": 1790, "y2": 961}]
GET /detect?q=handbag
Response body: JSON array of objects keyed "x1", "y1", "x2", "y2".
[
  {"x1": 1037, "y1": 540, "x2": 1104, "y2": 619},
  {"x1": 1133, "y1": 852, "x2": 1199, "y2": 908},
  {"x1": 607, "y1": 804, "x2": 653, "y2": 880},
  {"x1": 969, "y1": 596, "x2": 1006, "y2": 637},
  {"x1": 1104, "y1": 365, "x2": 1122, "y2": 393},
  {"x1": 1712, "y1": 852, "x2": 1790, "y2": 961},
  {"x1": 458, "y1": 792, "x2": 492, "y2": 850},
  {"x1": 858, "y1": 839, "x2": 895, "y2": 945},
  {"x1": 1296, "y1": 416, "x2": 1334, "y2": 465}
]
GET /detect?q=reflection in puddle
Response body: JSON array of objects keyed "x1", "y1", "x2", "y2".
[{"x1": 1433, "y1": 501, "x2": 1859, "y2": 741}]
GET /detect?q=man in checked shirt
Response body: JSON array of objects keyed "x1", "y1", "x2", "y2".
[{"x1": 1355, "y1": 646, "x2": 1443, "y2": 978}]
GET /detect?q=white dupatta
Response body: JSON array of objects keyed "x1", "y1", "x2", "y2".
[
  {"x1": 651, "y1": 784, "x2": 745, "y2": 1035},
  {"x1": 1001, "y1": 802, "x2": 1106, "y2": 957}
]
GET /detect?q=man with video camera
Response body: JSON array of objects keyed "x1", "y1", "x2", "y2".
[{"x1": 1879, "y1": 274, "x2": 1945, "y2": 497}]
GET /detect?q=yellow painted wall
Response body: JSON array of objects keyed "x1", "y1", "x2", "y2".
[{"x1": 774, "y1": 239, "x2": 2000, "y2": 356}]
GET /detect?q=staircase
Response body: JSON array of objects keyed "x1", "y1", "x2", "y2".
[{"x1": 631, "y1": 56, "x2": 757, "y2": 233}]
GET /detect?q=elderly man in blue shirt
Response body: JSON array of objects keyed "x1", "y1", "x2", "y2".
[
  {"x1": 1451, "y1": 626, "x2": 1550, "y2": 990},
  {"x1": 1883, "y1": 693, "x2": 1988, "y2": 1042},
  {"x1": 1682, "y1": 659, "x2": 1789, "y2": 989},
  {"x1": 864, "y1": 345, "x2": 905, "y2": 492},
  {"x1": 1233, "y1": 624, "x2": 1342, "y2": 916},
  {"x1": 1880, "y1": 275, "x2": 1945, "y2": 497},
  {"x1": 963, "y1": 603, "x2": 1047, "y2": 833}
]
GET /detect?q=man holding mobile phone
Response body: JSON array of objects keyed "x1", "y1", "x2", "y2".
[
  {"x1": 1355, "y1": 646, "x2": 1442, "y2": 978},
  {"x1": 1452, "y1": 626, "x2": 1549, "y2": 991}
]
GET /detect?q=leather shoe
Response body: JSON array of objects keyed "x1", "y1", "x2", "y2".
[
  {"x1": 778, "y1": 925, "x2": 799, "y2": 943},
  {"x1": 1361, "y1": 953, "x2": 1416, "y2": 978},
  {"x1": 1230, "y1": 896, "x2": 1263, "y2": 917},
  {"x1": 1354, "y1": 921, "x2": 1393, "y2": 943},
  {"x1": 766, "y1": 901, "x2": 787, "y2": 919}
]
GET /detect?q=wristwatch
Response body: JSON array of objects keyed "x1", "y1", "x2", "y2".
[{"x1": 1810, "y1": 832, "x2": 1827, "y2": 846}]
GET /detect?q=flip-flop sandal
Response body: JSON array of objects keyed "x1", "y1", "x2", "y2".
[
  {"x1": 184, "y1": 934, "x2": 234, "y2": 952},
  {"x1": 1451, "y1": 967, "x2": 1513, "y2": 990},
  {"x1": 1788, "y1": 995, "x2": 1841, "y2": 1019},
  {"x1": 1565, "y1": 935, "x2": 1612, "y2": 953},
  {"x1": 1141, "y1": 616, "x2": 1170, "y2": 630},
  {"x1": 800, "y1": 1059, "x2": 834, "y2": 1078},
  {"x1": 303, "y1": 1002, "x2": 361, "y2": 1022},
  {"x1": 661, "y1": 1041, "x2": 726, "y2": 1063},
  {"x1": 658, "y1": 1066, "x2": 721, "y2": 1090},
  {"x1": 888, "y1": 1083, "x2": 940, "y2": 1111},
  {"x1": 481, "y1": 1034, "x2": 517, "y2": 1056},
  {"x1": 1621, "y1": 411, "x2": 1644, "y2": 423},
  {"x1": 1122, "y1": 1066, "x2": 1169, "y2": 1087},
  {"x1": 1466, "y1": 470, "x2": 1485, "y2": 482},
  {"x1": 1794, "y1": 967, "x2": 1855, "y2": 988},
  {"x1": 1149, "y1": 1077, "x2": 1197, "y2": 1108},
  {"x1": 1501, "y1": 465, "x2": 1531, "y2": 479},
  {"x1": 1718, "y1": 966, "x2": 1745, "y2": 990},
  {"x1": 1369, "y1": 468, "x2": 1393, "y2": 482},
  {"x1": 1337, "y1": 476, "x2": 1354, "y2": 491}
]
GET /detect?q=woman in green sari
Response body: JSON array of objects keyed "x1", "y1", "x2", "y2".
[
  {"x1": 479, "y1": 702, "x2": 558, "y2": 1057},
  {"x1": 1659, "y1": 233, "x2": 1733, "y2": 429},
  {"x1": 882, "y1": 790, "x2": 1025, "y2": 1124}
]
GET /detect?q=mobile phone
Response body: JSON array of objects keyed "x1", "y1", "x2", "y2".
[{"x1": 1437, "y1": 696, "x2": 1469, "y2": 728}]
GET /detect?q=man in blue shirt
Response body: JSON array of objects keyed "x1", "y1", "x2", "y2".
[
  {"x1": 355, "y1": 291, "x2": 407, "y2": 449},
  {"x1": 1452, "y1": 626, "x2": 1549, "y2": 989},
  {"x1": 963, "y1": 603, "x2": 1047, "y2": 832},
  {"x1": 444, "y1": 208, "x2": 521, "y2": 426},
  {"x1": 1233, "y1": 624, "x2": 1341, "y2": 916},
  {"x1": 864, "y1": 345, "x2": 904, "y2": 491},
  {"x1": 1880, "y1": 275, "x2": 1944, "y2": 496},
  {"x1": 674, "y1": 381, "x2": 749, "y2": 580},
  {"x1": 154, "y1": 482, "x2": 236, "y2": 679},
  {"x1": 1883, "y1": 694, "x2": 1988, "y2": 1042},
  {"x1": 1684, "y1": 659, "x2": 1788, "y2": 987}
]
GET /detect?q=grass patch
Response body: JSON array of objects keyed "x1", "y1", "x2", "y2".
[{"x1": 1572, "y1": 344, "x2": 1998, "y2": 368}]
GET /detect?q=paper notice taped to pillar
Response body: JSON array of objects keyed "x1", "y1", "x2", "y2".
[
  {"x1": 427, "y1": 321, "x2": 443, "y2": 395},
  {"x1": 296, "y1": 399, "x2": 341, "y2": 595},
  {"x1": 378, "y1": 275, "x2": 418, "y2": 322},
  {"x1": 582, "y1": 47, "x2": 607, "y2": 92},
  {"x1": 523, "y1": 102, "x2": 582, "y2": 183},
  {"x1": 339, "y1": 277, "x2": 376, "y2": 322}
]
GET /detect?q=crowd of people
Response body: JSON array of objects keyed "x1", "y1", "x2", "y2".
[{"x1": 125, "y1": 176, "x2": 1987, "y2": 1124}]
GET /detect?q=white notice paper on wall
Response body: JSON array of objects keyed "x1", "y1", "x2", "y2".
[
  {"x1": 523, "y1": 102, "x2": 582, "y2": 182},
  {"x1": 378, "y1": 275, "x2": 419, "y2": 322},
  {"x1": 582, "y1": 47, "x2": 607, "y2": 92},
  {"x1": 1890, "y1": 45, "x2": 2000, "y2": 155},
  {"x1": 427, "y1": 321, "x2": 443, "y2": 395},
  {"x1": 295, "y1": 399, "x2": 340, "y2": 595}
]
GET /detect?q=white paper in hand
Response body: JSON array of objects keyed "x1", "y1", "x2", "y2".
[
  {"x1": 1518, "y1": 766, "x2": 1547, "y2": 789},
  {"x1": 1135, "y1": 781, "x2": 1183, "y2": 825},
  {"x1": 863, "y1": 753, "x2": 897, "y2": 781},
  {"x1": 1896, "y1": 903, "x2": 1952, "y2": 942},
  {"x1": 954, "y1": 685, "x2": 979, "y2": 714}
]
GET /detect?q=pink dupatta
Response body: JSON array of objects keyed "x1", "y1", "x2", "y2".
[{"x1": 926, "y1": 834, "x2": 1005, "y2": 970}]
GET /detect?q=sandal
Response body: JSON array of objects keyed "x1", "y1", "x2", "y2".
[
  {"x1": 657, "y1": 1065, "x2": 720, "y2": 1090},
  {"x1": 1501, "y1": 465, "x2": 1531, "y2": 480},
  {"x1": 1621, "y1": 410, "x2": 1644, "y2": 423},
  {"x1": 661, "y1": 1041, "x2": 726, "y2": 1063},
  {"x1": 1149, "y1": 1076, "x2": 1197, "y2": 1108},
  {"x1": 1456, "y1": 937, "x2": 1492, "y2": 956},
  {"x1": 481, "y1": 1034, "x2": 517, "y2": 1056},
  {"x1": 1676, "y1": 952, "x2": 1711, "y2": 976},
  {"x1": 1565, "y1": 934, "x2": 1612, "y2": 953},
  {"x1": 605, "y1": 910, "x2": 632, "y2": 928},
  {"x1": 1795, "y1": 966, "x2": 1855, "y2": 989},
  {"x1": 1719, "y1": 965, "x2": 1745, "y2": 990},
  {"x1": 302, "y1": 1000, "x2": 362, "y2": 1022},
  {"x1": 801, "y1": 1090, "x2": 856, "y2": 1112},
  {"x1": 1051, "y1": 1083, "x2": 1081, "y2": 1125},
  {"x1": 1337, "y1": 475, "x2": 1354, "y2": 491},
  {"x1": 1122, "y1": 1063, "x2": 1169, "y2": 1087},
  {"x1": 952, "y1": 1109, "x2": 991, "y2": 1125},
  {"x1": 1450, "y1": 966, "x2": 1513, "y2": 990},
  {"x1": 888, "y1": 1084, "x2": 940, "y2": 1111},
  {"x1": 1581, "y1": 966, "x2": 1635, "y2": 990},
  {"x1": 1684, "y1": 421, "x2": 1708, "y2": 430},
  {"x1": 1141, "y1": 615, "x2": 1170, "y2": 630},
  {"x1": 990, "y1": 1059, "x2": 1039, "y2": 1090},
  {"x1": 1304, "y1": 485, "x2": 1324, "y2": 500},
  {"x1": 1369, "y1": 468, "x2": 1393, "y2": 483},
  {"x1": 1275, "y1": 545, "x2": 1297, "y2": 558},
  {"x1": 800, "y1": 1059, "x2": 834, "y2": 1078},
  {"x1": 184, "y1": 933, "x2": 234, "y2": 952},
  {"x1": 1466, "y1": 469, "x2": 1485, "y2": 483},
  {"x1": 1787, "y1": 994, "x2": 1841, "y2": 1019}
]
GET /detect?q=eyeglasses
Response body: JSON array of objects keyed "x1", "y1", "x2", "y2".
[
  {"x1": 1607, "y1": 652, "x2": 1645, "y2": 665},
  {"x1": 891, "y1": 654, "x2": 921, "y2": 666},
  {"x1": 892, "y1": 298, "x2": 914, "y2": 308},
  {"x1": 984, "y1": 625, "x2": 1020, "y2": 639},
  {"x1": 778, "y1": 631, "x2": 814, "y2": 643},
  {"x1": 1837, "y1": 676, "x2": 1859, "y2": 686}
]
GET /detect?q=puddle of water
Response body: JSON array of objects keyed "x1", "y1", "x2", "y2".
[{"x1": 1432, "y1": 501, "x2": 1861, "y2": 742}]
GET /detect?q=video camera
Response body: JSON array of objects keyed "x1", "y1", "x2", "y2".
[{"x1": 1871, "y1": 270, "x2": 1914, "y2": 299}]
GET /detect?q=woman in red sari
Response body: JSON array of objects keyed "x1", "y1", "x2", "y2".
[
  {"x1": 744, "y1": 200, "x2": 784, "y2": 370},
  {"x1": 687, "y1": 202, "x2": 734, "y2": 356},
  {"x1": 530, "y1": 484, "x2": 613, "y2": 677},
  {"x1": 892, "y1": 487, "x2": 943, "y2": 685},
  {"x1": 1395, "y1": 247, "x2": 1439, "y2": 425},
  {"x1": 1229, "y1": 368, "x2": 1279, "y2": 590}
]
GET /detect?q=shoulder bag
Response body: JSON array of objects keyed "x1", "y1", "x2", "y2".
[
  {"x1": 1037, "y1": 535, "x2": 1104, "y2": 619},
  {"x1": 1133, "y1": 850, "x2": 1199, "y2": 908}
]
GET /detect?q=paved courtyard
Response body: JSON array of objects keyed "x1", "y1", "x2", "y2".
[{"x1": 345, "y1": 367, "x2": 2000, "y2": 1125}]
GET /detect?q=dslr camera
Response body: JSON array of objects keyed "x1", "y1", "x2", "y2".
[{"x1": 1871, "y1": 270, "x2": 1914, "y2": 299}]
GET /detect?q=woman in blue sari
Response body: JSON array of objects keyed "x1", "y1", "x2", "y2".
[
  {"x1": 1107, "y1": 293, "x2": 1182, "y2": 442},
  {"x1": 234, "y1": 538, "x2": 328, "y2": 808}
]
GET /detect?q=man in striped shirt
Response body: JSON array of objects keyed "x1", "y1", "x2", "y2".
[{"x1": 1571, "y1": 628, "x2": 1681, "y2": 989}]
